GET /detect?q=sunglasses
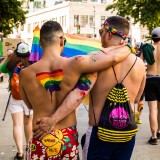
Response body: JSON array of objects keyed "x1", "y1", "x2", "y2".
[
  {"x1": 59, "y1": 36, "x2": 66, "y2": 46},
  {"x1": 99, "y1": 28, "x2": 110, "y2": 37}
]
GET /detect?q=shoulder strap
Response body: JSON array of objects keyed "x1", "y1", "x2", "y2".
[
  {"x1": 121, "y1": 56, "x2": 137, "y2": 83},
  {"x1": 113, "y1": 57, "x2": 137, "y2": 84},
  {"x1": 100, "y1": 49, "x2": 105, "y2": 53},
  {"x1": 90, "y1": 91, "x2": 97, "y2": 125},
  {"x1": 112, "y1": 66, "x2": 119, "y2": 83}
]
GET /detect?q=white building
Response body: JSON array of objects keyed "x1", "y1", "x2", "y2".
[{"x1": 19, "y1": 0, "x2": 141, "y2": 46}]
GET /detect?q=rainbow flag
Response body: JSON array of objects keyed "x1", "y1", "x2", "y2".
[
  {"x1": 62, "y1": 33, "x2": 101, "y2": 57},
  {"x1": 29, "y1": 26, "x2": 43, "y2": 62},
  {"x1": 29, "y1": 28, "x2": 101, "y2": 62}
]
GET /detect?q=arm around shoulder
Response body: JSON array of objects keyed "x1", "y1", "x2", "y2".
[{"x1": 72, "y1": 45, "x2": 130, "y2": 74}]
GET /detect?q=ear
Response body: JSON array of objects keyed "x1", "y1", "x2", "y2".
[
  {"x1": 59, "y1": 38, "x2": 63, "y2": 47},
  {"x1": 119, "y1": 39, "x2": 125, "y2": 45},
  {"x1": 39, "y1": 40, "x2": 44, "y2": 48},
  {"x1": 108, "y1": 32, "x2": 112, "y2": 40}
]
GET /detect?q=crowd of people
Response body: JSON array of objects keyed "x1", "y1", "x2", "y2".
[{"x1": 0, "y1": 16, "x2": 160, "y2": 160}]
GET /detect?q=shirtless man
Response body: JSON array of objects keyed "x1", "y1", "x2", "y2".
[
  {"x1": 82, "y1": 17, "x2": 145, "y2": 160},
  {"x1": 144, "y1": 27, "x2": 160, "y2": 145},
  {"x1": 19, "y1": 21, "x2": 130, "y2": 159}
]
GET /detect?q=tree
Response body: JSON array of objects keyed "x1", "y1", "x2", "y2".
[
  {"x1": 0, "y1": 0, "x2": 28, "y2": 37},
  {"x1": 106, "y1": 0, "x2": 160, "y2": 36}
]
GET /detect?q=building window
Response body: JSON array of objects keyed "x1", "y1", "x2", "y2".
[
  {"x1": 27, "y1": 24, "x2": 31, "y2": 33},
  {"x1": 34, "y1": 1, "x2": 42, "y2": 8},
  {"x1": 101, "y1": 16, "x2": 105, "y2": 25},
  {"x1": 21, "y1": 25, "x2": 24, "y2": 31},
  {"x1": 101, "y1": 0, "x2": 106, "y2": 3},
  {"x1": 74, "y1": 15, "x2": 79, "y2": 27},
  {"x1": 89, "y1": 15, "x2": 94, "y2": 28},
  {"x1": 81, "y1": 15, "x2": 88, "y2": 27},
  {"x1": 60, "y1": 17, "x2": 62, "y2": 26},
  {"x1": 62, "y1": 16, "x2": 66, "y2": 27},
  {"x1": 91, "y1": 0, "x2": 98, "y2": 2}
]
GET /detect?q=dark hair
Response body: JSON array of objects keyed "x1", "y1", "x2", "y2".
[
  {"x1": 40, "y1": 21, "x2": 63, "y2": 47},
  {"x1": 106, "y1": 16, "x2": 129, "y2": 38},
  {"x1": 152, "y1": 37, "x2": 160, "y2": 42},
  {"x1": 6, "y1": 52, "x2": 31, "y2": 72}
]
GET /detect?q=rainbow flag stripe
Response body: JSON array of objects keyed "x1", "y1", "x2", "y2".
[
  {"x1": 62, "y1": 34, "x2": 101, "y2": 57},
  {"x1": 29, "y1": 26, "x2": 43, "y2": 62},
  {"x1": 36, "y1": 69, "x2": 64, "y2": 96}
]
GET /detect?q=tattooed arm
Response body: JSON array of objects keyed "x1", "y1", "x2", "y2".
[
  {"x1": 33, "y1": 73, "x2": 97, "y2": 139},
  {"x1": 72, "y1": 45, "x2": 130, "y2": 73}
]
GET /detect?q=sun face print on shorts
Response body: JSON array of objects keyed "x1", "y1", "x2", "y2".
[{"x1": 27, "y1": 126, "x2": 79, "y2": 160}]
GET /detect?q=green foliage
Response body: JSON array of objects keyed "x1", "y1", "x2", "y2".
[
  {"x1": 0, "y1": 0, "x2": 28, "y2": 37},
  {"x1": 106, "y1": 0, "x2": 160, "y2": 35}
]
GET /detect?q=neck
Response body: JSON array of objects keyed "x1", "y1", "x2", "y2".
[
  {"x1": 154, "y1": 41, "x2": 160, "y2": 45},
  {"x1": 42, "y1": 45, "x2": 62, "y2": 61},
  {"x1": 106, "y1": 37, "x2": 123, "y2": 47}
]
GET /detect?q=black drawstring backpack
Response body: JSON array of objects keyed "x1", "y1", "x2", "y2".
[{"x1": 94, "y1": 57, "x2": 138, "y2": 142}]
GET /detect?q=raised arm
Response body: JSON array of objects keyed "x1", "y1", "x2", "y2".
[
  {"x1": 72, "y1": 45, "x2": 131, "y2": 74},
  {"x1": 33, "y1": 72, "x2": 97, "y2": 139}
]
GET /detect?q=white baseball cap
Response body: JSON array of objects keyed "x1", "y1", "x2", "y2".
[
  {"x1": 16, "y1": 42, "x2": 30, "y2": 57},
  {"x1": 151, "y1": 27, "x2": 160, "y2": 39},
  {"x1": 135, "y1": 42, "x2": 143, "y2": 49}
]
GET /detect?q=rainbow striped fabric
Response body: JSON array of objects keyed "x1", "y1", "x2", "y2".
[
  {"x1": 36, "y1": 69, "x2": 64, "y2": 97},
  {"x1": 62, "y1": 33, "x2": 101, "y2": 57},
  {"x1": 29, "y1": 26, "x2": 43, "y2": 62},
  {"x1": 29, "y1": 27, "x2": 101, "y2": 62}
]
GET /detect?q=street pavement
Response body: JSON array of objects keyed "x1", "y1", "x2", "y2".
[{"x1": 0, "y1": 75, "x2": 160, "y2": 160}]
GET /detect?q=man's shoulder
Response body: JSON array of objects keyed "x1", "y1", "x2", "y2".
[
  {"x1": 20, "y1": 65, "x2": 35, "y2": 81},
  {"x1": 130, "y1": 55, "x2": 146, "y2": 74},
  {"x1": 68, "y1": 51, "x2": 102, "y2": 65}
]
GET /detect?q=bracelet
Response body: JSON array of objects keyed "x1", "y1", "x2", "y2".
[{"x1": 126, "y1": 44, "x2": 136, "y2": 54}]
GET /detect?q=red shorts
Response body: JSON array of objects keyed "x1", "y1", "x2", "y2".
[{"x1": 27, "y1": 126, "x2": 79, "y2": 160}]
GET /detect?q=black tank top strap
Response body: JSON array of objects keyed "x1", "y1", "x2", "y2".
[
  {"x1": 121, "y1": 56, "x2": 137, "y2": 83},
  {"x1": 112, "y1": 66, "x2": 119, "y2": 83},
  {"x1": 100, "y1": 49, "x2": 105, "y2": 54}
]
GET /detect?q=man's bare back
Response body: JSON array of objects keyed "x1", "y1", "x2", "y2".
[
  {"x1": 20, "y1": 56, "x2": 82, "y2": 130},
  {"x1": 147, "y1": 44, "x2": 160, "y2": 75},
  {"x1": 89, "y1": 54, "x2": 146, "y2": 125}
]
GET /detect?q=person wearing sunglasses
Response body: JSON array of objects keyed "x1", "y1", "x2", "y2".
[{"x1": 19, "y1": 20, "x2": 132, "y2": 160}]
